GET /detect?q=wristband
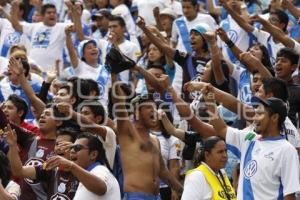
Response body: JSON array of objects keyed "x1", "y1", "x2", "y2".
[{"x1": 225, "y1": 40, "x2": 235, "y2": 48}]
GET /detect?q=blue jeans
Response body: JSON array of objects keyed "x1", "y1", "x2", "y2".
[{"x1": 123, "y1": 192, "x2": 161, "y2": 200}]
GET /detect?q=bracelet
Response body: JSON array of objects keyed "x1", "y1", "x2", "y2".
[{"x1": 225, "y1": 40, "x2": 235, "y2": 48}]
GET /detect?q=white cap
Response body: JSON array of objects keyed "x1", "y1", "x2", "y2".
[{"x1": 159, "y1": 8, "x2": 177, "y2": 19}]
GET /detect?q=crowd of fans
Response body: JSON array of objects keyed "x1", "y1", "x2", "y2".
[{"x1": 0, "y1": 0, "x2": 299, "y2": 199}]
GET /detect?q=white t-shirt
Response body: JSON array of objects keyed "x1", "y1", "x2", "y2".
[
  {"x1": 171, "y1": 13, "x2": 217, "y2": 53},
  {"x1": 220, "y1": 16, "x2": 252, "y2": 64},
  {"x1": 231, "y1": 64, "x2": 252, "y2": 104},
  {"x1": 23, "y1": 22, "x2": 68, "y2": 73},
  {"x1": 73, "y1": 164, "x2": 121, "y2": 200},
  {"x1": 66, "y1": 59, "x2": 111, "y2": 109},
  {"x1": 181, "y1": 163, "x2": 228, "y2": 200},
  {"x1": 0, "y1": 19, "x2": 30, "y2": 57},
  {"x1": 293, "y1": 40, "x2": 300, "y2": 55},
  {"x1": 226, "y1": 127, "x2": 300, "y2": 199},
  {"x1": 0, "y1": 56, "x2": 8, "y2": 75},
  {"x1": 118, "y1": 40, "x2": 141, "y2": 83},
  {"x1": 243, "y1": 117, "x2": 300, "y2": 149},
  {"x1": 97, "y1": 126, "x2": 117, "y2": 169},
  {"x1": 252, "y1": 28, "x2": 285, "y2": 65},
  {"x1": 5, "y1": 180, "x2": 21, "y2": 200},
  {"x1": 151, "y1": 131, "x2": 181, "y2": 188},
  {"x1": 134, "y1": 0, "x2": 169, "y2": 26}
]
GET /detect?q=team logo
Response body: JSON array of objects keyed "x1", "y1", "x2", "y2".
[
  {"x1": 227, "y1": 30, "x2": 238, "y2": 43},
  {"x1": 244, "y1": 160, "x2": 257, "y2": 179},
  {"x1": 35, "y1": 149, "x2": 45, "y2": 158},
  {"x1": 50, "y1": 193, "x2": 70, "y2": 200},
  {"x1": 32, "y1": 29, "x2": 51, "y2": 48},
  {"x1": 58, "y1": 183, "x2": 66, "y2": 193},
  {"x1": 5, "y1": 32, "x2": 21, "y2": 45},
  {"x1": 24, "y1": 158, "x2": 44, "y2": 184}
]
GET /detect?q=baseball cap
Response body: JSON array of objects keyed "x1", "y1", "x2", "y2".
[
  {"x1": 77, "y1": 39, "x2": 97, "y2": 60},
  {"x1": 190, "y1": 24, "x2": 209, "y2": 35},
  {"x1": 251, "y1": 96, "x2": 287, "y2": 126},
  {"x1": 159, "y1": 8, "x2": 177, "y2": 19},
  {"x1": 91, "y1": 9, "x2": 111, "y2": 21}
]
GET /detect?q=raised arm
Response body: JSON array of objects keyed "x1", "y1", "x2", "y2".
[
  {"x1": 133, "y1": 65, "x2": 165, "y2": 93},
  {"x1": 163, "y1": 78, "x2": 216, "y2": 138},
  {"x1": 207, "y1": 0, "x2": 222, "y2": 16},
  {"x1": 202, "y1": 85, "x2": 228, "y2": 139},
  {"x1": 66, "y1": 1, "x2": 86, "y2": 41},
  {"x1": 282, "y1": 0, "x2": 300, "y2": 21},
  {"x1": 9, "y1": 0, "x2": 23, "y2": 32},
  {"x1": 220, "y1": 0, "x2": 254, "y2": 33},
  {"x1": 65, "y1": 25, "x2": 79, "y2": 69},
  {"x1": 137, "y1": 16, "x2": 175, "y2": 59},
  {"x1": 57, "y1": 103, "x2": 108, "y2": 140},
  {"x1": 8, "y1": 58, "x2": 45, "y2": 118},
  {"x1": 184, "y1": 81, "x2": 255, "y2": 121},
  {"x1": 250, "y1": 14, "x2": 295, "y2": 49},
  {"x1": 5, "y1": 125, "x2": 36, "y2": 180},
  {"x1": 153, "y1": 7, "x2": 163, "y2": 31},
  {"x1": 158, "y1": 109, "x2": 185, "y2": 141},
  {"x1": 204, "y1": 31, "x2": 226, "y2": 85}
]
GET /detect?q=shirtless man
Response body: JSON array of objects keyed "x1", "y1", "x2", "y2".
[{"x1": 112, "y1": 73, "x2": 182, "y2": 200}]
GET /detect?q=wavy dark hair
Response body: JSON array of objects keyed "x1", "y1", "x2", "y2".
[
  {"x1": 248, "y1": 43, "x2": 275, "y2": 76},
  {"x1": 0, "y1": 151, "x2": 12, "y2": 188}
]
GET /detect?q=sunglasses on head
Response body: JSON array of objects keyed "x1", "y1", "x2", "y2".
[{"x1": 70, "y1": 144, "x2": 89, "y2": 152}]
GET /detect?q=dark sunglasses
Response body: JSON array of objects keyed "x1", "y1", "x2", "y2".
[{"x1": 70, "y1": 144, "x2": 89, "y2": 152}]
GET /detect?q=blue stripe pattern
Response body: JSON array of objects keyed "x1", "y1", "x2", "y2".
[
  {"x1": 243, "y1": 141, "x2": 256, "y2": 200},
  {"x1": 226, "y1": 144, "x2": 241, "y2": 159}
]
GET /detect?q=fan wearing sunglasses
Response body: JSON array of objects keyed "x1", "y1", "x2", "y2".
[{"x1": 44, "y1": 132, "x2": 121, "y2": 200}]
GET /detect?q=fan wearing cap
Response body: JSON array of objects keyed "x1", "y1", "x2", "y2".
[
  {"x1": 171, "y1": 0, "x2": 217, "y2": 53},
  {"x1": 158, "y1": 8, "x2": 177, "y2": 39},
  {"x1": 202, "y1": 84, "x2": 300, "y2": 200},
  {"x1": 65, "y1": 26, "x2": 110, "y2": 108},
  {"x1": 112, "y1": 75, "x2": 182, "y2": 200},
  {"x1": 138, "y1": 18, "x2": 218, "y2": 101},
  {"x1": 91, "y1": 9, "x2": 111, "y2": 40}
]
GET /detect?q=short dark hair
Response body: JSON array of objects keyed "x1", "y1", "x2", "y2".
[
  {"x1": 85, "y1": 79, "x2": 100, "y2": 97},
  {"x1": 276, "y1": 47, "x2": 299, "y2": 65},
  {"x1": 7, "y1": 94, "x2": 28, "y2": 121},
  {"x1": 80, "y1": 100, "x2": 106, "y2": 124},
  {"x1": 41, "y1": 3, "x2": 56, "y2": 16},
  {"x1": 147, "y1": 63, "x2": 166, "y2": 74},
  {"x1": 109, "y1": 15, "x2": 126, "y2": 28},
  {"x1": 262, "y1": 77, "x2": 288, "y2": 102},
  {"x1": 182, "y1": 0, "x2": 198, "y2": 7},
  {"x1": 270, "y1": 9, "x2": 289, "y2": 32},
  {"x1": 57, "y1": 127, "x2": 80, "y2": 143},
  {"x1": 77, "y1": 132, "x2": 111, "y2": 170}
]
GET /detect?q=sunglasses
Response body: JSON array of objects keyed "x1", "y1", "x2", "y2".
[{"x1": 70, "y1": 144, "x2": 89, "y2": 152}]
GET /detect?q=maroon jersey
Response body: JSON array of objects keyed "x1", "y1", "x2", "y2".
[
  {"x1": 35, "y1": 166, "x2": 79, "y2": 200},
  {"x1": 20, "y1": 138, "x2": 55, "y2": 200}
]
